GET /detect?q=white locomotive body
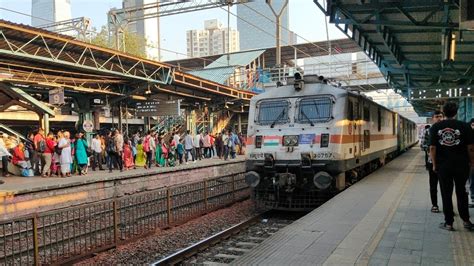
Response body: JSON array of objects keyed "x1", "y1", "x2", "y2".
[{"x1": 245, "y1": 75, "x2": 417, "y2": 210}]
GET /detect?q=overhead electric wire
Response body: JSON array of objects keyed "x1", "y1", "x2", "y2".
[
  {"x1": 1, "y1": 4, "x2": 374, "y2": 88},
  {"x1": 240, "y1": 2, "x2": 378, "y2": 90},
  {"x1": 240, "y1": 2, "x2": 374, "y2": 68},
  {"x1": 218, "y1": 5, "x2": 361, "y2": 84},
  {"x1": 0, "y1": 7, "x2": 97, "y2": 36},
  {"x1": 219, "y1": 6, "x2": 318, "y2": 61}
]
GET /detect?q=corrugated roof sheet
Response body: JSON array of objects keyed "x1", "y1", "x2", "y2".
[
  {"x1": 187, "y1": 50, "x2": 265, "y2": 84},
  {"x1": 205, "y1": 50, "x2": 265, "y2": 69},
  {"x1": 188, "y1": 66, "x2": 236, "y2": 85}
]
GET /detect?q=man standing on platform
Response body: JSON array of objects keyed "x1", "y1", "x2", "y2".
[
  {"x1": 114, "y1": 129, "x2": 124, "y2": 172},
  {"x1": 194, "y1": 131, "x2": 202, "y2": 160},
  {"x1": 424, "y1": 111, "x2": 443, "y2": 213},
  {"x1": 430, "y1": 102, "x2": 474, "y2": 231},
  {"x1": 173, "y1": 131, "x2": 180, "y2": 148},
  {"x1": 34, "y1": 128, "x2": 46, "y2": 176},
  {"x1": 469, "y1": 118, "x2": 474, "y2": 208},
  {"x1": 184, "y1": 130, "x2": 195, "y2": 164},
  {"x1": 0, "y1": 132, "x2": 11, "y2": 177},
  {"x1": 91, "y1": 133, "x2": 103, "y2": 171}
]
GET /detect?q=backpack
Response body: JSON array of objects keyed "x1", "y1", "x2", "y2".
[
  {"x1": 143, "y1": 137, "x2": 150, "y2": 153},
  {"x1": 106, "y1": 138, "x2": 116, "y2": 153},
  {"x1": 37, "y1": 139, "x2": 46, "y2": 153},
  {"x1": 55, "y1": 145, "x2": 62, "y2": 155}
]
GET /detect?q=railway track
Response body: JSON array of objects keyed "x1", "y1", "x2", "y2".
[{"x1": 152, "y1": 211, "x2": 305, "y2": 265}]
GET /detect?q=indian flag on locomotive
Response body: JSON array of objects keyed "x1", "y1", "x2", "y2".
[{"x1": 263, "y1": 136, "x2": 280, "y2": 146}]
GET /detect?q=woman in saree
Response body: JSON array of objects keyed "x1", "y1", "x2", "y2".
[{"x1": 122, "y1": 138, "x2": 135, "y2": 170}]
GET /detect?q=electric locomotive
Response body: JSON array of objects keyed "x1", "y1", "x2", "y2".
[{"x1": 244, "y1": 74, "x2": 417, "y2": 210}]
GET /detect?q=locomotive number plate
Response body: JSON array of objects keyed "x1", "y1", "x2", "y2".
[{"x1": 315, "y1": 152, "x2": 334, "y2": 159}]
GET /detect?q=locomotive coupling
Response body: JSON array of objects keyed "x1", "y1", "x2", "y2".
[
  {"x1": 245, "y1": 171, "x2": 261, "y2": 188},
  {"x1": 313, "y1": 171, "x2": 333, "y2": 190}
]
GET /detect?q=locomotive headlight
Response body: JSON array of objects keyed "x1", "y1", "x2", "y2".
[
  {"x1": 245, "y1": 171, "x2": 261, "y2": 188},
  {"x1": 313, "y1": 171, "x2": 333, "y2": 190},
  {"x1": 283, "y1": 135, "x2": 299, "y2": 147}
]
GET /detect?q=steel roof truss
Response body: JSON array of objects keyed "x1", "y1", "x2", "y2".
[{"x1": 0, "y1": 29, "x2": 171, "y2": 85}]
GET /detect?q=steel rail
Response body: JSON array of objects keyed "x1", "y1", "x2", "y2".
[{"x1": 151, "y1": 212, "x2": 266, "y2": 266}]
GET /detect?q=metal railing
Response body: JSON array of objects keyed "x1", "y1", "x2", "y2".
[{"x1": 0, "y1": 173, "x2": 249, "y2": 265}]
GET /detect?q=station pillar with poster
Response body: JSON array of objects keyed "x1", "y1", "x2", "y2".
[{"x1": 458, "y1": 97, "x2": 474, "y2": 123}]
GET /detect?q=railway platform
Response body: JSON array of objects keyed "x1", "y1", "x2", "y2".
[
  {"x1": 0, "y1": 157, "x2": 245, "y2": 221},
  {"x1": 233, "y1": 149, "x2": 474, "y2": 266}
]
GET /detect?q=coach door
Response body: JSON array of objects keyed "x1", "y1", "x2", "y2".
[
  {"x1": 356, "y1": 98, "x2": 362, "y2": 161},
  {"x1": 349, "y1": 98, "x2": 361, "y2": 163}
]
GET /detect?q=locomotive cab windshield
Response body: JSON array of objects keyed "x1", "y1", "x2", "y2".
[{"x1": 256, "y1": 99, "x2": 290, "y2": 126}]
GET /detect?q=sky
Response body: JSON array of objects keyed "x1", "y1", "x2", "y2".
[{"x1": 0, "y1": 0, "x2": 346, "y2": 61}]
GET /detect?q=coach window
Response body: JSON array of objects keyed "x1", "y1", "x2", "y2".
[
  {"x1": 348, "y1": 101, "x2": 354, "y2": 120},
  {"x1": 392, "y1": 113, "x2": 396, "y2": 135},
  {"x1": 363, "y1": 104, "x2": 370, "y2": 121},
  {"x1": 296, "y1": 96, "x2": 333, "y2": 124},
  {"x1": 256, "y1": 99, "x2": 290, "y2": 126},
  {"x1": 377, "y1": 108, "x2": 382, "y2": 132}
]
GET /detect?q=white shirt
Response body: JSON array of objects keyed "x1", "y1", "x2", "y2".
[
  {"x1": 194, "y1": 134, "x2": 201, "y2": 148},
  {"x1": 0, "y1": 138, "x2": 11, "y2": 157},
  {"x1": 173, "y1": 134, "x2": 180, "y2": 146},
  {"x1": 91, "y1": 138, "x2": 102, "y2": 153},
  {"x1": 184, "y1": 135, "x2": 194, "y2": 150},
  {"x1": 149, "y1": 136, "x2": 156, "y2": 151}
]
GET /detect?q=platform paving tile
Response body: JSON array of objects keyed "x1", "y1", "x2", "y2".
[
  {"x1": 368, "y1": 153, "x2": 474, "y2": 266},
  {"x1": 398, "y1": 230, "x2": 424, "y2": 240},
  {"x1": 368, "y1": 257, "x2": 389, "y2": 266},
  {"x1": 420, "y1": 257, "x2": 454, "y2": 266},
  {"x1": 394, "y1": 237, "x2": 423, "y2": 251}
]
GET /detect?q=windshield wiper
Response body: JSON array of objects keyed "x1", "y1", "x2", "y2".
[
  {"x1": 270, "y1": 109, "x2": 285, "y2": 128},
  {"x1": 301, "y1": 109, "x2": 314, "y2": 126},
  {"x1": 313, "y1": 100, "x2": 321, "y2": 117}
]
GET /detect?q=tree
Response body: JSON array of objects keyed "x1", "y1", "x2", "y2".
[
  {"x1": 88, "y1": 26, "x2": 147, "y2": 58},
  {"x1": 89, "y1": 26, "x2": 109, "y2": 48}
]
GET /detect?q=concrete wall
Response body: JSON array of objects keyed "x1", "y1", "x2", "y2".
[{"x1": 0, "y1": 160, "x2": 245, "y2": 221}]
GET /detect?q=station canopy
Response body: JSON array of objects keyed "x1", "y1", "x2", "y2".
[{"x1": 315, "y1": 0, "x2": 473, "y2": 116}]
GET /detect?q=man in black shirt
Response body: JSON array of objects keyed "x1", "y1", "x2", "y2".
[
  {"x1": 470, "y1": 118, "x2": 474, "y2": 208},
  {"x1": 429, "y1": 102, "x2": 474, "y2": 231},
  {"x1": 424, "y1": 111, "x2": 444, "y2": 213}
]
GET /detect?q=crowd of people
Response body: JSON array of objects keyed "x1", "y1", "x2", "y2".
[
  {"x1": 0, "y1": 128, "x2": 246, "y2": 178},
  {"x1": 420, "y1": 102, "x2": 474, "y2": 231}
]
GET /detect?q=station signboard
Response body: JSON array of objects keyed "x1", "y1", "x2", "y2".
[
  {"x1": 136, "y1": 100, "x2": 180, "y2": 117},
  {"x1": 82, "y1": 120, "x2": 94, "y2": 133},
  {"x1": 49, "y1": 88, "x2": 65, "y2": 105}
]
